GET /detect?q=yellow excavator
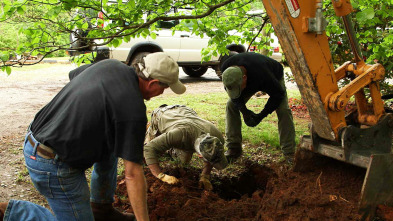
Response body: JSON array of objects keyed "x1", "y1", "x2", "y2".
[{"x1": 260, "y1": 0, "x2": 393, "y2": 219}]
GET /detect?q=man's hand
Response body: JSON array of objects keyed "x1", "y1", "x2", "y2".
[
  {"x1": 243, "y1": 110, "x2": 266, "y2": 127},
  {"x1": 157, "y1": 173, "x2": 179, "y2": 184},
  {"x1": 198, "y1": 174, "x2": 213, "y2": 191}
]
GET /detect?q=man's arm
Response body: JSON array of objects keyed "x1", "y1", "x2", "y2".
[
  {"x1": 144, "y1": 128, "x2": 186, "y2": 168},
  {"x1": 259, "y1": 74, "x2": 285, "y2": 117},
  {"x1": 201, "y1": 162, "x2": 213, "y2": 176},
  {"x1": 123, "y1": 159, "x2": 149, "y2": 221},
  {"x1": 144, "y1": 128, "x2": 185, "y2": 184},
  {"x1": 241, "y1": 75, "x2": 285, "y2": 127},
  {"x1": 199, "y1": 162, "x2": 213, "y2": 190},
  {"x1": 147, "y1": 163, "x2": 162, "y2": 177}
]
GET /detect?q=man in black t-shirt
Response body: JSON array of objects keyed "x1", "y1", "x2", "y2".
[
  {"x1": 0, "y1": 52, "x2": 185, "y2": 221},
  {"x1": 220, "y1": 52, "x2": 296, "y2": 162}
]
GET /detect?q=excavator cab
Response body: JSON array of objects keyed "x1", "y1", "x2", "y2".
[{"x1": 261, "y1": 0, "x2": 393, "y2": 219}]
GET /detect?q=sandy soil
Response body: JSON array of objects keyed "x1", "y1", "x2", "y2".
[{"x1": 0, "y1": 65, "x2": 72, "y2": 205}]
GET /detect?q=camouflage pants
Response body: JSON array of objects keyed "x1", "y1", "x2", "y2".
[{"x1": 225, "y1": 77, "x2": 296, "y2": 155}]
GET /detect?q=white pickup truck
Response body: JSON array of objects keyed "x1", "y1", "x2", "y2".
[{"x1": 67, "y1": 8, "x2": 282, "y2": 78}]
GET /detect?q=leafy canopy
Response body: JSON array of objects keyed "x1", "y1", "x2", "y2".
[
  {"x1": 1, "y1": 0, "x2": 392, "y2": 95},
  {"x1": 0, "y1": 0, "x2": 274, "y2": 74}
]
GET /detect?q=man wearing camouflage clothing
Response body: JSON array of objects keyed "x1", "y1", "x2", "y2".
[{"x1": 144, "y1": 105, "x2": 228, "y2": 191}]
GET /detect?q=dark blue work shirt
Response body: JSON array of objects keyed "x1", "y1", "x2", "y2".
[
  {"x1": 221, "y1": 52, "x2": 285, "y2": 116},
  {"x1": 31, "y1": 59, "x2": 147, "y2": 170}
]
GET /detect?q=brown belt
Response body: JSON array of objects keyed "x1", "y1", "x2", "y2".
[{"x1": 27, "y1": 134, "x2": 56, "y2": 159}]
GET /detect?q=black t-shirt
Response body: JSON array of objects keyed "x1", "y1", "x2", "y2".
[
  {"x1": 30, "y1": 59, "x2": 147, "y2": 170},
  {"x1": 221, "y1": 52, "x2": 285, "y2": 116}
]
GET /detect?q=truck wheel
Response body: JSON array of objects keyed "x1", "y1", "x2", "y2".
[
  {"x1": 182, "y1": 66, "x2": 208, "y2": 77},
  {"x1": 213, "y1": 67, "x2": 222, "y2": 80},
  {"x1": 130, "y1": 52, "x2": 151, "y2": 67}
]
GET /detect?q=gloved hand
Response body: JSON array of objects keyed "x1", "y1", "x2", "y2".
[
  {"x1": 157, "y1": 173, "x2": 179, "y2": 184},
  {"x1": 198, "y1": 174, "x2": 213, "y2": 191},
  {"x1": 243, "y1": 110, "x2": 266, "y2": 127}
]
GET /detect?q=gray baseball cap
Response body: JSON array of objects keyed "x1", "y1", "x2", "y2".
[
  {"x1": 199, "y1": 135, "x2": 228, "y2": 170},
  {"x1": 222, "y1": 66, "x2": 243, "y2": 99},
  {"x1": 141, "y1": 52, "x2": 186, "y2": 94}
]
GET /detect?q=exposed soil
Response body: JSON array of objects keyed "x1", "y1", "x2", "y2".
[
  {"x1": 114, "y1": 157, "x2": 370, "y2": 221},
  {"x1": 1, "y1": 63, "x2": 392, "y2": 220}
]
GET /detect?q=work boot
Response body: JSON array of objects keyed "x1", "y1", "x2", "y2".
[
  {"x1": 91, "y1": 202, "x2": 136, "y2": 221},
  {"x1": 225, "y1": 148, "x2": 242, "y2": 162},
  {"x1": 0, "y1": 202, "x2": 8, "y2": 220}
]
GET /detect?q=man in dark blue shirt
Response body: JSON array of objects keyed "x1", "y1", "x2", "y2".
[
  {"x1": 221, "y1": 52, "x2": 296, "y2": 162},
  {"x1": 0, "y1": 52, "x2": 185, "y2": 221}
]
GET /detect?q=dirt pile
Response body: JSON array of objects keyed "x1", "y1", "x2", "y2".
[
  {"x1": 114, "y1": 157, "x2": 393, "y2": 221},
  {"x1": 256, "y1": 157, "x2": 364, "y2": 220},
  {"x1": 115, "y1": 164, "x2": 265, "y2": 220}
]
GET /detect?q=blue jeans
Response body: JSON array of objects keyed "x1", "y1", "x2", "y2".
[{"x1": 3, "y1": 132, "x2": 118, "y2": 221}]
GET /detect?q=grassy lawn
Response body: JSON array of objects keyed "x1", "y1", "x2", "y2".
[
  {"x1": 144, "y1": 88, "x2": 309, "y2": 167},
  {"x1": 9, "y1": 57, "x2": 71, "y2": 72}
]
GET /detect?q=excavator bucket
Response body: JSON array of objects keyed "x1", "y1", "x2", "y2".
[
  {"x1": 295, "y1": 113, "x2": 393, "y2": 218},
  {"x1": 359, "y1": 154, "x2": 393, "y2": 219}
]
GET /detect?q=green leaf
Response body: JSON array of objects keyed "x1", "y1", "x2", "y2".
[
  {"x1": 112, "y1": 39, "x2": 120, "y2": 47},
  {"x1": 6, "y1": 66, "x2": 12, "y2": 75},
  {"x1": 356, "y1": 8, "x2": 375, "y2": 23},
  {"x1": 32, "y1": 37, "x2": 40, "y2": 44},
  {"x1": 1, "y1": 53, "x2": 9, "y2": 61},
  {"x1": 16, "y1": 6, "x2": 25, "y2": 14},
  {"x1": 82, "y1": 22, "x2": 89, "y2": 30},
  {"x1": 124, "y1": 35, "x2": 131, "y2": 43},
  {"x1": 151, "y1": 32, "x2": 157, "y2": 39},
  {"x1": 127, "y1": 0, "x2": 135, "y2": 8},
  {"x1": 41, "y1": 34, "x2": 48, "y2": 43}
]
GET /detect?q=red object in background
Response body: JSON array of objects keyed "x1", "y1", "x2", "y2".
[
  {"x1": 337, "y1": 41, "x2": 342, "y2": 45},
  {"x1": 273, "y1": 46, "x2": 280, "y2": 53},
  {"x1": 98, "y1": 11, "x2": 104, "y2": 28},
  {"x1": 249, "y1": 45, "x2": 257, "y2": 52}
]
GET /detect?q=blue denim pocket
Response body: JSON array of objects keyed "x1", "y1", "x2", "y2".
[
  {"x1": 58, "y1": 166, "x2": 90, "y2": 203},
  {"x1": 26, "y1": 165, "x2": 54, "y2": 199}
]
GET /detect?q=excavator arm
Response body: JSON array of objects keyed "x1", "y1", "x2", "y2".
[{"x1": 260, "y1": 0, "x2": 393, "y2": 218}]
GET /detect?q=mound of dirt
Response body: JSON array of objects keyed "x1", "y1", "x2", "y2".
[
  {"x1": 256, "y1": 158, "x2": 364, "y2": 220},
  {"x1": 114, "y1": 157, "x2": 392, "y2": 221},
  {"x1": 115, "y1": 165, "x2": 264, "y2": 221}
]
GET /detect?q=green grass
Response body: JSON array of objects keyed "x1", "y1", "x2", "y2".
[
  {"x1": 11, "y1": 57, "x2": 70, "y2": 71},
  {"x1": 141, "y1": 89, "x2": 311, "y2": 177},
  {"x1": 106, "y1": 86, "x2": 311, "y2": 183},
  {"x1": 16, "y1": 167, "x2": 29, "y2": 183},
  {"x1": 145, "y1": 88, "x2": 309, "y2": 152},
  {"x1": 111, "y1": 85, "x2": 311, "y2": 185}
]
